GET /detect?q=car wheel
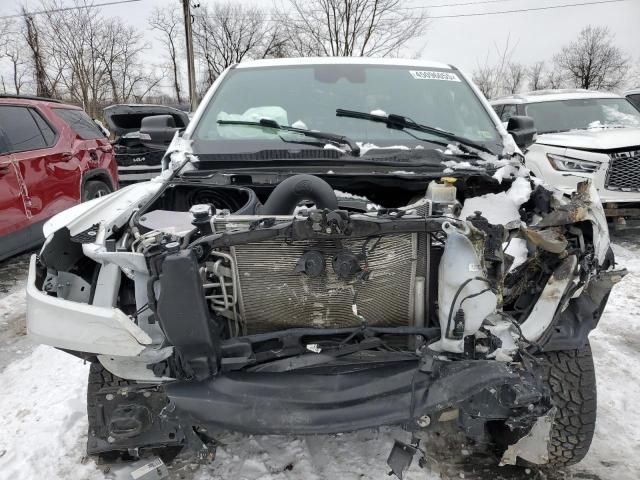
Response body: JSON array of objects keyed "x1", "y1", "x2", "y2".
[
  {"x1": 82, "y1": 180, "x2": 112, "y2": 201},
  {"x1": 539, "y1": 342, "x2": 597, "y2": 466}
]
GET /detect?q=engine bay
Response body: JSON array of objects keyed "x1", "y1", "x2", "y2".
[
  {"x1": 42, "y1": 168, "x2": 591, "y2": 382},
  {"x1": 32, "y1": 168, "x2": 619, "y2": 384}
]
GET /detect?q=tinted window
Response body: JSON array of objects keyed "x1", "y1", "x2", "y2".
[
  {"x1": 628, "y1": 94, "x2": 640, "y2": 111},
  {"x1": 524, "y1": 98, "x2": 640, "y2": 134},
  {"x1": 500, "y1": 104, "x2": 518, "y2": 123},
  {"x1": 0, "y1": 105, "x2": 48, "y2": 152},
  {"x1": 54, "y1": 108, "x2": 105, "y2": 140},
  {"x1": 30, "y1": 109, "x2": 56, "y2": 145}
]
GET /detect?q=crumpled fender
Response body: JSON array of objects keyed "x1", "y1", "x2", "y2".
[{"x1": 42, "y1": 181, "x2": 163, "y2": 239}]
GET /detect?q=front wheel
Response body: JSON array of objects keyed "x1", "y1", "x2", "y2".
[{"x1": 539, "y1": 342, "x2": 597, "y2": 466}]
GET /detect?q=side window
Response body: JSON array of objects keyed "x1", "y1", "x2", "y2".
[
  {"x1": 30, "y1": 109, "x2": 56, "y2": 146},
  {"x1": 0, "y1": 127, "x2": 10, "y2": 155},
  {"x1": 500, "y1": 104, "x2": 518, "y2": 123},
  {"x1": 0, "y1": 105, "x2": 48, "y2": 152},
  {"x1": 53, "y1": 108, "x2": 105, "y2": 140},
  {"x1": 628, "y1": 94, "x2": 640, "y2": 111},
  {"x1": 492, "y1": 104, "x2": 504, "y2": 118}
]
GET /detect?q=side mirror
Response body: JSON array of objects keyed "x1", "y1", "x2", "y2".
[
  {"x1": 506, "y1": 115, "x2": 537, "y2": 150},
  {"x1": 139, "y1": 115, "x2": 180, "y2": 150}
]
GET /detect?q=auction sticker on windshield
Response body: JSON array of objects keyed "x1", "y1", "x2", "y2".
[{"x1": 409, "y1": 70, "x2": 461, "y2": 82}]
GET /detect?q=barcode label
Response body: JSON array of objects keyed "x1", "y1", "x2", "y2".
[{"x1": 409, "y1": 70, "x2": 461, "y2": 82}]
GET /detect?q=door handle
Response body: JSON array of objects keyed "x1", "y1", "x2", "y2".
[
  {"x1": 61, "y1": 151, "x2": 74, "y2": 161},
  {"x1": 0, "y1": 164, "x2": 10, "y2": 176}
]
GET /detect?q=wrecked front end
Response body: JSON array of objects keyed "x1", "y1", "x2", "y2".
[{"x1": 26, "y1": 164, "x2": 623, "y2": 469}]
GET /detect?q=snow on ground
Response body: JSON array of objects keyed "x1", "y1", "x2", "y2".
[{"x1": 0, "y1": 239, "x2": 639, "y2": 480}]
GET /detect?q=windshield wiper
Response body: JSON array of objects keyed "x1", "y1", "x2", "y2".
[
  {"x1": 336, "y1": 109, "x2": 495, "y2": 155},
  {"x1": 217, "y1": 118, "x2": 360, "y2": 156}
]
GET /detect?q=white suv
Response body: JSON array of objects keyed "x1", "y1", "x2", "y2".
[
  {"x1": 626, "y1": 88, "x2": 640, "y2": 110},
  {"x1": 491, "y1": 89, "x2": 640, "y2": 228}
]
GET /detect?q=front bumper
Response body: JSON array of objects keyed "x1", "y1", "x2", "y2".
[
  {"x1": 165, "y1": 358, "x2": 547, "y2": 435},
  {"x1": 26, "y1": 255, "x2": 153, "y2": 356}
]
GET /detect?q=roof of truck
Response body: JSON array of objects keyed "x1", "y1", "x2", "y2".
[
  {"x1": 491, "y1": 89, "x2": 621, "y2": 105},
  {"x1": 235, "y1": 57, "x2": 454, "y2": 70}
]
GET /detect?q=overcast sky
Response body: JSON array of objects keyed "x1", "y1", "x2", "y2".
[{"x1": 1, "y1": 0, "x2": 639, "y2": 93}]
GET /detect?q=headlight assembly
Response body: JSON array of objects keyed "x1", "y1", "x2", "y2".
[{"x1": 546, "y1": 154, "x2": 600, "y2": 173}]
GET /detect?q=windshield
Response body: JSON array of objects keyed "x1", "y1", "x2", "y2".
[
  {"x1": 525, "y1": 98, "x2": 640, "y2": 134},
  {"x1": 192, "y1": 64, "x2": 502, "y2": 155}
]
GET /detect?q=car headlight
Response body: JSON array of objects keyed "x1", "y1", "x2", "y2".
[{"x1": 546, "y1": 154, "x2": 600, "y2": 173}]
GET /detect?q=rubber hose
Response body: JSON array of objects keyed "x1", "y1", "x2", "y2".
[{"x1": 261, "y1": 174, "x2": 338, "y2": 215}]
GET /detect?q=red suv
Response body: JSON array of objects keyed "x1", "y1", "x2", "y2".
[{"x1": 0, "y1": 95, "x2": 118, "y2": 261}]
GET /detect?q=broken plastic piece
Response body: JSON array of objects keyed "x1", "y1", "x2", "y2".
[{"x1": 386, "y1": 440, "x2": 417, "y2": 479}]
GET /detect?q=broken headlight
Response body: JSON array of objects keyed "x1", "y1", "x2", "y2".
[{"x1": 546, "y1": 153, "x2": 599, "y2": 173}]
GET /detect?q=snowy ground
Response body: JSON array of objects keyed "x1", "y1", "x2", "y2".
[{"x1": 0, "y1": 236, "x2": 638, "y2": 480}]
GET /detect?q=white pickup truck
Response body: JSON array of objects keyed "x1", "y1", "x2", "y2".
[{"x1": 492, "y1": 89, "x2": 640, "y2": 228}]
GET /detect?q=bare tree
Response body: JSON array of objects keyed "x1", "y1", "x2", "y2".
[
  {"x1": 280, "y1": 0, "x2": 428, "y2": 57},
  {"x1": 30, "y1": 0, "x2": 153, "y2": 114},
  {"x1": 99, "y1": 19, "x2": 148, "y2": 103},
  {"x1": 0, "y1": 19, "x2": 29, "y2": 95},
  {"x1": 554, "y1": 25, "x2": 629, "y2": 90},
  {"x1": 527, "y1": 61, "x2": 548, "y2": 91},
  {"x1": 472, "y1": 37, "x2": 515, "y2": 99},
  {"x1": 546, "y1": 68, "x2": 565, "y2": 89},
  {"x1": 23, "y1": 10, "x2": 51, "y2": 97},
  {"x1": 149, "y1": 5, "x2": 184, "y2": 103},
  {"x1": 3, "y1": 41, "x2": 30, "y2": 95},
  {"x1": 193, "y1": 2, "x2": 286, "y2": 88},
  {"x1": 504, "y1": 62, "x2": 526, "y2": 94}
]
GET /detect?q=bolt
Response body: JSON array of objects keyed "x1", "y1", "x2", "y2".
[
  {"x1": 105, "y1": 394, "x2": 114, "y2": 401},
  {"x1": 143, "y1": 391, "x2": 151, "y2": 398},
  {"x1": 417, "y1": 415, "x2": 431, "y2": 428},
  {"x1": 107, "y1": 436, "x2": 115, "y2": 444}
]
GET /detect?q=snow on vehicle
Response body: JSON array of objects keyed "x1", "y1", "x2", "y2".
[
  {"x1": 491, "y1": 90, "x2": 640, "y2": 230},
  {"x1": 26, "y1": 58, "x2": 625, "y2": 475}
]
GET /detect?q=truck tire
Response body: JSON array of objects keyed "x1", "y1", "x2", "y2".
[
  {"x1": 539, "y1": 342, "x2": 597, "y2": 466},
  {"x1": 82, "y1": 180, "x2": 112, "y2": 201}
]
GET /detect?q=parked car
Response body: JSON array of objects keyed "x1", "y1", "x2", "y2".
[
  {"x1": 27, "y1": 59, "x2": 623, "y2": 475},
  {"x1": 103, "y1": 104, "x2": 189, "y2": 186},
  {"x1": 491, "y1": 89, "x2": 640, "y2": 229},
  {"x1": 625, "y1": 88, "x2": 640, "y2": 110},
  {"x1": 0, "y1": 94, "x2": 118, "y2": 261}
]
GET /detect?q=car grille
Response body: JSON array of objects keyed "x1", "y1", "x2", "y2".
[{"x1": 606, "y1": 148, "x2": 640, "y2": 191}]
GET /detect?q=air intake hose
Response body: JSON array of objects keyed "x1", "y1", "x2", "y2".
[{"x1": 261, "y1": 174, "x2": 338, "y2": 215}]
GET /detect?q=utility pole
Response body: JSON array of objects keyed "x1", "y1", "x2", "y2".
[{"x1": 182, "y1": 0, "x2": 198, "y2": 112}]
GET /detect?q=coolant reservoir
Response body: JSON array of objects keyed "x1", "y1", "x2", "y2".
[
  {"x1": 426, "y1": 178, "x2": 457, "y2": 203},
  {"x1": 426, "y1": 178, "x2": 459, "y2": 216},
  {"x1": 431, "y1": 221, "x2": 497, "y2": 353}
]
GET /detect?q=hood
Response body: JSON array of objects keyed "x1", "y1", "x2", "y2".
[
  {"x1": 43, "y1": 181, "x2": 163, "y2": 238},
  {"x1": 536, "y1": 127, "x2": 640, "y2": 151},
  {"x1": 103, "y1": 104, "x2": 190, "y2": 137}
]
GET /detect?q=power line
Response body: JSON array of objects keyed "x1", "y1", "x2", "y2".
[
  {"x1": 198, "y1": 0, "x2": 630, "y2": 22},
  {"x1": 404, "y1": 0, "x2": 524, "y2": 9},
  {"x1": 0, "y1": 0, "x2": 142, "y2": 20},
  {"x1": 429, "y1": 0, "x2": 630, "y2": 18}
]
